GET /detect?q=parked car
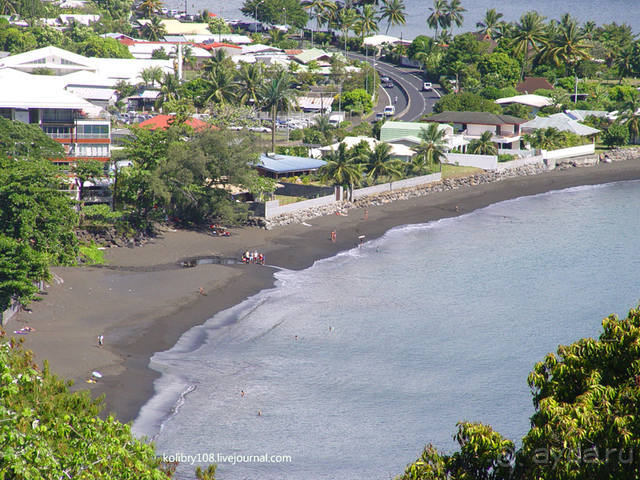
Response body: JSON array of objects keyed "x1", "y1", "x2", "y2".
[
  {"x1": 422, "y1": 82, "x2": 433, "y2": 91},
  {"x1": 383, "y1": 105, "x2": 395, "y2": 117},
  {"x1": 248, "y1": 126, "x2": 271, "y2": 133}
]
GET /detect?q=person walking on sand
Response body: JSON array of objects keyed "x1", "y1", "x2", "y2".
[
  {"x1": 331, "y1": 231, "x2": 336, "y2": 243},
  {"x1": 97, "y1": 335, "x2": 104, "y2": 347},
  {"x1": 364, "y1": 209, "x2": 368, "y2": 220}
]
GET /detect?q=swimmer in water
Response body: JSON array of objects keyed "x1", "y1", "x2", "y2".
[{"x1": 241, "y1": 390, "x2": 245, "y2": 397}]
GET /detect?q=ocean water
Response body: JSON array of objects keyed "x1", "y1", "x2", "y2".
[
  {"x1": 170, "y1": 0, "x2": 639, "y2": 40},
  {"x1": 133, "y1": 180, "x2": 640, "y2": 480}
]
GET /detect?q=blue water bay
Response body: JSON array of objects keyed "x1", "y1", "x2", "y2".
[{"x1": 134, "y1": 180, "x2": 640, "y2": 479}]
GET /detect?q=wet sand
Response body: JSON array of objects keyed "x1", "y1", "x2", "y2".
[{"x1": 13, "y1": 160, "x2": 640, "y2": 424}]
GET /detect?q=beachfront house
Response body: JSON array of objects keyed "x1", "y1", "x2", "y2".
[
  {"x1": 521, "y1": 113, "x2": 600, "y2": 138},
  {"x1": 426, "y1": 111, "x2": 526, "y2": 150},
  {"x1": 495, "y1": 94, "x2": 553, "y2": 115},
  {"x1": 379, "y1": 121, "x2": 468, "y2": 152},
  {"x1": 254, "y1": 153, "x2": 327, "y2": 179}
]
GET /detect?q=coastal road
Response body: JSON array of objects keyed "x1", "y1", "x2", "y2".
[{"x1": 345, "y1": 51, "x2": 441, "y2": 122}]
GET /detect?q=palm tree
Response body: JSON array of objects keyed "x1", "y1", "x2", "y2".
[
  {"x1": 414, "y1": 123, "x2": 447, "y2": 171},
  {"x1": 524, "y1": 127, "x2": 565, "y2": 150},
  {"x1": 367, "y1": 143, "x2": 403, "y2": 182},
  {"x1": 509, "y1": 11, "x2": 548, "y2": 80},
  {"x1": 156, "y1": 72, "x2": 181, "y2": 110},
  {"x1": 138, "y1": 0, "x2": 163, "y2": 18},
  {"x1": 0, "y1": 0, "x2": 17, "y2": 15},
  {"x1": 140, "y1": 66, "x2": 163, "y2": 87},
  {"x1": 204, "y1": 65, "x2": 237, "y2": 105},
  {"x1": 539, "y1": 14, "x2": 590, "y2": 76},
  {"x1": 444, "y1": 0, "x2": 466, "y2": 30},
  {"x1": 320, "y1": 143, "x2": 363, "y2": 200},
  {"x1": 468, "y1": 131, "x2": 497, "y2": 155},
  {"x1": 620, "y1": 95, "x2": 640, "y2": 144},
  {"x1": 142, "y1": 16, "x2": 166, "y2": 41},
  {"x1": 259, "y1": 69, "x2": 297, "y2": 153},
  {"x1": 427, "y1": 0, "x2": 447, "y2": 38},
  {"x1": 355, "y1": 4, "x2": 379, "y2": 42},
  {"x1": 303, "y1": 0, "x2": 327, "y2": 45},
  {"x1": 476, "y1": 8, "x2": 503, "y2": 40},
  {"x1": 203, "y1": 49, "x2": 233, "y2": 74},
  {"x1": 314, "y1": 115, "x2": 334, "y2": 143},
  {"x1": 337, "y1": 8, "x2": 357, "y2": 51},
  {"x1": 236, "y1": 62, "x2": 264, "y2": 106},
  {"x1": 380, "y1": 0, "x2": 406, "y2": 34},
  {"x1": 267, "y1": 28, "x2": 286, "y2": 46},
  {"x1": 616, "y1": 47, "x2": 636, "y2": 83}
]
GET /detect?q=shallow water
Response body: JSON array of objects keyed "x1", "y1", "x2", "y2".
[{"x1": 134, "y1": 180, "x2": 640, "y2": 479}]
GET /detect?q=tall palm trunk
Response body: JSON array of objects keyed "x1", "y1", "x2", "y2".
[{"x1": 271, "y1": 105, "x2": 277, "y2": 153}]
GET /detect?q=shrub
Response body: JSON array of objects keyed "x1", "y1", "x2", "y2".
[
  {"x1": 602, "y1": 123, "x2": 629, "y2": 147},
  {"x1": 288, "y1": 129, "x2": 303, "y2": 141}
]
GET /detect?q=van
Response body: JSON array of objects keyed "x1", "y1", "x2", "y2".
[
  {"x1": 383, "y1": 105, "x2": 395, "y2": 116},
  {"x1": 328, "y1": 113, "x2": 345, "y2": 127}
]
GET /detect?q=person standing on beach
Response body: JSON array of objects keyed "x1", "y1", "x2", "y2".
[
  {"x1": 97, "y1": 335, "x2": 104, "y2": 347},
  {"x1": 331, "y1": 231, "x2": 336, "y2": 242}
]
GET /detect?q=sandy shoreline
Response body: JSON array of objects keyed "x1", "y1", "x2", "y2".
[{"x1": 12, "y1": 160, "x2": 640, "y2": 425}]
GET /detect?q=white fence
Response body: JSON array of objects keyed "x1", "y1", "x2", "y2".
[
  {"x1": 352, "y1": 172, "x2": 441, "y2": 199},
  {"x1": 444, "y1": 152, "x2": 498, "y2": 170},
  {"x1": 496, "y1": 155, "x2": 545, "y2": 171},
  {"x1": 264, "y1": 194, "x2": 336, "y2": 219},
  {"x1": 542, "y1": 143, "x2": 595, "y2": 160},
  {"x1": 1, "y1": 298, "x2": 21, "y2": 327},
  {"x1": 498, "y1": 148, "x2": 537, "y2": 158}
]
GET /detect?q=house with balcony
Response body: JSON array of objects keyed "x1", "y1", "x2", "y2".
[
  {"x1": 426, "y1": 111, "x2": 526, "y2": 149},
  {"x1": 0, "y1": 68, "x2": 111, "y2": 164}
]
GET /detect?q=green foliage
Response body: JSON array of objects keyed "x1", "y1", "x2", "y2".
[
  {"x1": 151, "y1": 47, "x2": 170, "y2": 59},
  {"x1": 340, "y1": 88, "x2": 373, "y2": 114},
  {"x1": 276, "y1": 145, "x2": 308, "y2": 157},
  {"x1": 243, "y1": 173, "x2": 278, "y2": 201},
  {"x1": 0, "y1": 27, "x2": 36, "y2": 54},
  {"x1": 602, "y1": 122, "x2": 629, "y2": 147},
  {"x1": 0, "y1": 118, "x2": 64, "y2": 160},
  {"x1": 440, "y1": 33, "x2": 489, "y2": 77},
  {"x1": 78, "y1": 241, "x2": 105, "y2": 265},
  {"x1": 208, "y1": 16, "x2": 232, "y2": 34},
  {"x1": 288, "y1": 129, "x2": 303, "y2": 141},
  {"x1": 498, "y1": 154, "x2": 515, "y2": 162},
  {"x1": 0, "y1": 157, "x2": 78, "y2": 265},
  {"x1": 0, "y1": 335, "x2": 172, "y2": 478},
  {"x1": 477, "y1": 52, "x2": 521, "y2": 88},
  {"x1": 502, "y1": 103, "x2": 532, "y2": 120},
  {"x1": 73, "y1": 160, "x2": 105, "y2": 201},
  {"x1": 468, "y1": 130, "x2": 497, "y2": 155},
  {"x1": 241, "y1": 0, "x2": 308, "y2": 27},
  {"x1": 433, "y1": 92, "x2": 502, "y2": 114},
  {"x1": 0, "y1": 235, "x2": 49, "y2": 310},
  {"x1": 76, "y1": 35, "x2": 133, "y2": 59},
  {"x1": 524, "y1": 127, "x2": 586, "y2": 150}
]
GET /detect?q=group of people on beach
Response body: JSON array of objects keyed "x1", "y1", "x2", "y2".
[
  {"x1": 242, "y1": 250, "x2": 265, "y2": 265},
  {"x1": 209, "y1": 224, "x2": 231, "y2": 236}
]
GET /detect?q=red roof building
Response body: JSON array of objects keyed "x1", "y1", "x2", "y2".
[
  {"x1": 138, "y1": 114, "x2": 215, "y2": 131},
  {"x1": 516, "y1": 77, "x2": 554, "y2": 94}
]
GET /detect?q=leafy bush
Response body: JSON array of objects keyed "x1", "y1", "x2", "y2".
[
  {"x1": 339, "y1": 88, "x2": 373, "y2": 114},
  {"x1": 602, "y1": 122, "x2": 629, "y2": 147},
  {"x1": 276, "y1": 145, "x2": 309, "y2": 157},
  {"x1": 78, "y1": 241, "x2": 105, "y2": 265},
  {"x1": 498, "y1": 154, "x2": 515, "y2": 162},
  {"x1": 288, "y1": 129, "x2": 303, "y2": 141},
  {"x1": 433, "y1": 92, "x2": 502, "y2": 114}
]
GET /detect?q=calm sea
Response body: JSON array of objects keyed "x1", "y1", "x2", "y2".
[
  {"x1": 133, "y1": 180, "x2": 640, "y2": 480},
  {"x1": 167, "y1": 0, "x2": 639, "y2": 39}
]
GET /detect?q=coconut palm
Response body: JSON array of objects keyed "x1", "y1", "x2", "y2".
[
  {"x1": 155, "y1": 72, "x2": 181, "y2": 110},
  {"x1": 204, "y1": 65, "x2": 237, "y2": 105},
  {"x1": 203, "y1": 49, "x2": 233, "y2": 74},
  {"x1": 259, "y1": 69, "x2": 297, "y2": 153},
  {"x1": 303, "y1": 0, "x2": 329, "y2": 45},
  {"x1": 366, "y1": 143, "x2": 404, "y2": 182},
  {"x1": 355, "y1": 4, "x2": 379, "y2": 42},
  {"x1": 142, "y1": 16, "x2": 166, "y2": 41},
  {"x1": 444, "y1": 0, "x2": 466, "y2": 30},
  {"x1": 267, "y1": 28, "x2": 287, "y2": 46},
  {"x1": 414, "y1": 123, "x2": 447, "y2": 171},
  {"x1": 427, "y1": 0, "x2": 447, "y2": 38},
  {"x1": 320, "y1": 143, "x2": 363, "y2": 200},
  {"x1": 138, "y1": 0, "x2": 163, "y2": 18},
  {"x1": 236, "y1": 62, "x2": 264, "y2": 106},
  {"x1": 620, "y1": 95, "x2": 640, "y2": 144},
  {"x1": 539, "y1": 14, "x2": 590, "y2": 76},
  {"x1": 510, "y1": 11, "x2": 548, "y2": 79},
  {"x1": 380, "y1": 0, "x2": 406, "y2": 34},
  {"x1": 468, "y1": 131, "x2": 497, "y2": 155},
  {"x1": 140, "y1": 66, "x2": 163, "y2": 87},
  {"x1": 476, "y1": 8, "x2": 503, "y2": 40},
  {"x1": 524, "y1": 127, "x2": 565, "y2": 150},
  {"x1": 337, "y1": 8, "x2": 357, "y2": 51},
  {"x1": 615, "y1": 47, "x2": 636, "y2": 83}
]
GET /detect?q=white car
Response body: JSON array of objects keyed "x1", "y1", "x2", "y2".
[
  {"x1": 383, "y1": 105, "x2": 395, "y2": 116},
  {"x1": 248, "y1": 126, "x2": 271, "y2": 133},
  {"x1": 422, "y1": 82, "x2": 433, "y2": 91}
]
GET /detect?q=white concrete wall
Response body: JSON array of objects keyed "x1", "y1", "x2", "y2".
[
  {"x1": 352, "y1": 173, "x2": 441, "y2": 199},
  {"x1": 542, "y1": 143, "x2": 595, "y2": 160},
  {"x1": 264, "y1": 194, "x2": 336, "y2": 219},
  {"x1": 444, "y1": 152, "x2": 498, "y2": 170},
  {"x1": 498, "y1": 148, "x2": 536, "y2": 158},
  {"x1": 496, "y1": 155, "x2": 545, "y2": 171},
  {"x1": 352, "y1": 183, "x2": 391, "y2": 199}
]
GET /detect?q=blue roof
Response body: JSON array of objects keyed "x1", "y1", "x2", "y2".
[{"x1": 256, "y1": 153, "x2": 326, "y2": 174}]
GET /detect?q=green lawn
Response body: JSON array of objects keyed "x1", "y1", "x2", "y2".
[
  {"x1": 274, "y1": 194, "x2": 308, "y2": 205},
  {"x1": 441, "y1": 164, "x2": 484, "y2": 178}
]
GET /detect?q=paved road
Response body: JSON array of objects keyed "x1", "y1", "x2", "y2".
[{"x1": 345, "y1": 52, "x2": 441, "y2": 122}]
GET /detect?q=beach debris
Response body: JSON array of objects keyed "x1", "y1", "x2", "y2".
[
  {"x1": 91, "y1": 371, "x2": 102, "y2": 379},
  {"x1": 86, "y1": 379, "x2": 97, "y2": 384},
  {"x1": 302, "y1": 222, "x2": 312, "y2": 227},
  {"x1": 13, "y1": 327, "x2": 35, "y2": 335}
]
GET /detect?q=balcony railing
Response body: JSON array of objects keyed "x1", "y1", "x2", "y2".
[{"x1": 76, "y1": 133, "x2": 110, "y2": 139}]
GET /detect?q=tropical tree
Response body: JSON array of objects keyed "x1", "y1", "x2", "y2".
[
  {"x1": 539, "y1": 14, "x2": 591, "y2": 76},
  {"x1": 236, "y1": 62, "x2": 264, "y2": 105},
  {"x1": 138, "y1": 0, "x2": 163, "y2": 17},
  {"x1": 366, "y1": 142, "x2": 403, "y2": 182},
  {"x1": 615, "y1": 46, "x2": 637, "y2": 83},
  {"x1": 313, "y1": 115, "x2": 334, "y2": 144},
  {"x1": 303, "y1": 0, "x2": 328, "y2": 45},
  {"x1": 140, "y1": 66, "x2": 163, "y2": 87},
  {"x1": 204, "y1": 65, "x2": 237, "y2": 105},
  {"x1": 320, "y1": 142, "x2": 362, "y2": 200},
  {"x1": 475, "y1": 8, "x2": 503, "y2": 40},
  {"x1": 427, "y1": 0, "x2": 447, "y2": 38},
  {"x1": 619, "y1": 94, "x2": 640, "y2": 144},
  {"x1": 156, "y1": 71, "x2": 181, "y2": 110},
  {"x1": 380, "y1": 0, "x2": 406, "y2": 35},
  {"x1": 203, "y1": 48, "x2": 234, "y2": 73},
  {"x1": 444, "y1": 0, "x2": 465, "y2": 30},
  {"x1": 142, "y1": 16, "x2": 166, "y2": 41},
  {"x1": 509, "y1": 11, "x2": 548, "y2": 79},
  {"x1": 414, "y1": 123, "x2": 447, "y2": 172},
  {"x1": 0, "y1": 0, "x2": 17, "y2": 15},
  {"x1": 72, "y1": 160, "x2": 105, "y2": 205},
  {"x1": 467, "y1": 131, "x2": 497, "y2": 155},
  {"x1": 259, "y1": 69, "x2": 297, "y2": 153},
  {"x1": 524, "y1": 127, "x2": 565, "y2": 150},
  {"x1": 337, "y1": 8, "x2": 357, "y2": 51},
  {"x1": 354, "y1": 4, "x2": 379, "y2": 42}
]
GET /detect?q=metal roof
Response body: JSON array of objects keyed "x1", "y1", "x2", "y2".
[
  {"x1": 522, "y1": 113, "x2": 600, "y2": 136},
  {"x1": 427, "y1": 111, "x2": 527, "y2": 125},
  {"x1": 256, "y1": 153, "x2": 326, "y2": 174}
]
